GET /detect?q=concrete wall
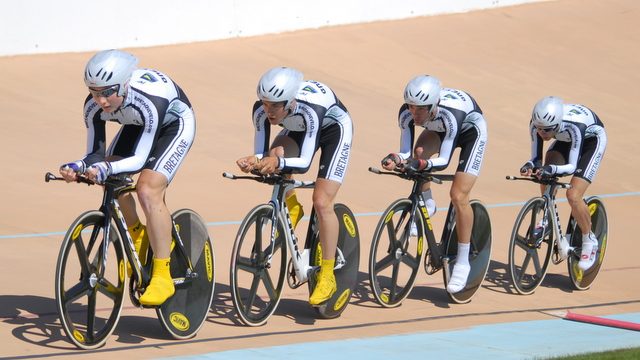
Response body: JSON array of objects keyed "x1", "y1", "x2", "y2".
[{"x1": 1, "y1": 0, "x2": 545, "y2": 57}]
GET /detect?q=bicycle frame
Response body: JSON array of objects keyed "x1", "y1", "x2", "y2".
[
  {"x1": 368, "y1": 167, "x2": 455, "y2": 272},
  {"x1": 507, "y1": 175, "x2": 573, "y2": 262},
  {"x1": 224, "y1": 172, "x2": 323, "y2": 285},
  {"x1": 269, "y1": 179, "x2": 315, "y2": 284}
]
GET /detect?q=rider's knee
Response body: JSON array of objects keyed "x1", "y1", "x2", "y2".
[
  {"x1": 566, "y1": 187, "x2": 585, "y2": 207},
  {"x1": 449, "y1": 189, "x2": 469, "y2": 207},
  {"x1": 312, "y1": 196, "x2": 333, "y2": 217}
]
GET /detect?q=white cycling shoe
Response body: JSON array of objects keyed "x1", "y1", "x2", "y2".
[
  {"x1": 446, "y1": 263, "x2": 470, "y2": 293},
  {"x1": 578, "y1": 233, "x2": 598, "y2": 271}
]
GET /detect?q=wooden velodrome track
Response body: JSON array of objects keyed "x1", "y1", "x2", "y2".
[{"x1": 0, "y1": 0, "x2": 638, "y2": 358}]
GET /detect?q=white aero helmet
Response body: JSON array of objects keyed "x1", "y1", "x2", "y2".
[
  {"x1": 404, "y1": 75, "x2": 441, "y2": 107},
  {"x1": 84, "y1": 49, "x2": 138, "y2": 96},
  {"x1": 532, "y1": 96, "x2": 564, "y2": 131},
  {"x1": 256, "y1": 67, "x2": 303, "y2": 108}
]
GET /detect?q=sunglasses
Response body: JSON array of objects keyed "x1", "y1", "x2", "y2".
[
  {"x1": 535, "y1": 124, "x2": 559, "y2": 133},
  {"x1": 88, "y1": 85, "x2": 119, "y2": 98}
]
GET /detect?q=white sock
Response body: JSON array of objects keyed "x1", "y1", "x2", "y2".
[
  {"x1": 456, "y1": 242, "x2": 471, "y2": 266},
  {"x1": 582, "y1": 232, "x2": 597, "y2": 245},
  {"x1": 422, "y1": 189, "x2": 436, "y2": 216}
]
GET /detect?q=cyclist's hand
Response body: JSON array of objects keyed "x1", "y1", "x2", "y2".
[
  {"x1": 255, "y1": 156, "x2": 280, "y2": 175},
  {"x1": 59, "y1": 161, "x2": 86, "y2": 182},
  {"x1": 381, "y1": 153, "x2": 401, "y2": 171},
  {"x1": 400, "y1": 158, "x2": 430, "y2": 173},
  {"x1": 535, "y1": 165, "x2": 554, "y2": 179},
  {"x1": 236, "y1": 155, "x2": 260, "y2": 173},
  {"x1": 87, "y1": 161, "x2": 112, "y2": 184},
  {"x1": 519, "y1": 161, "x2": 535, "y2": 176}
]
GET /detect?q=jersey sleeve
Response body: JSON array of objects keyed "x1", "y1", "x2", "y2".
[
  {"x1": 398, "y1": 105, "x2": 414, "y2": 160},
  {"x1": 552, "y1": 123, "x2": 584, "y2": 176},
  {"x1": 110, "y1": 94, "x2": 166, "y2": 175},
  {"x1": 528, "y1": 122, "x2": 544, "y2": 166},
  {"x1": 252, "y1": 101, "x2": 270, "y2": 158},
  {"x1": 82, "y1": 97, "x2": 107, "y2": 165},
  {"x1": 279, "y1": 102, "x2": 325, "y2": 173},
  {"x1": 429, "y1": 108, "x2": 461, "y2": 171}
]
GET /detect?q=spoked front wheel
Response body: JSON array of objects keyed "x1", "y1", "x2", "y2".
[
  {"x1": 567, "y1": 197, "x2": 608, "y2": 290},
  {"x1": 443, "y1": 200, "x2": 492, "y2": 303},
  {"x1": 508, "y1": 197, "x2": 553, "y2": 295},
  {"x1": 157, "y1": 209, "x2": 215, "y2": 339},
  {"x1": 368, "y1": 199, "x2": 423, "y2": 307},
  {"x1": 230, "y1": 204, "x2": 287, "y2": 326},
  {"x1": 309, "y1": 204, "x2": 360, "y2": 318},
  {"x1": 55, "y1": 210, "x2": 126, "y2": 350}
]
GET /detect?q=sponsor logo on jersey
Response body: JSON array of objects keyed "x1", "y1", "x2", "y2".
[
  {"x1": 141, "y1": 72, "x2": 158, "y2": 82},
  {"x1": 568, "y1": 109, "x2": 582, "y2": 116},
  {"x1": 471, "y1": 139, "x2": 486, "y2": 172},
  {"x1": 333, "y1": 143, "x2": 350, "y2": 178},
  {"x1": 302, "y1": 85, "x2": 317, "y2": 93},
  {"x1": 443, "y1": 94, "x2": 458, "y2": 100},
  {"x1": 163, "y1": 139, "x2": 189, "y2": 175},
  {"x1": 309, "y1": 81, "x2": 327, "y2": 94}
]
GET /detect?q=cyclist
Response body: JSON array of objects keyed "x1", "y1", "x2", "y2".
[
  {"x1": 380, "y1": 75, "x2": 488, "y2": 294},
  {"x1": 58, "y1": 49, "x2": 196, "y2": 306},
  {"x1": 236, "y1": 66, "x2": 354, "y2": 306},
  {"x1": 519, "y1": 96, "x2": 606, "y2": 271}
]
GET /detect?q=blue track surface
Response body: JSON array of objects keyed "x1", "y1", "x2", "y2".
[{"x1": 165, "y1": 312, "x2": 640, "y2": 360}]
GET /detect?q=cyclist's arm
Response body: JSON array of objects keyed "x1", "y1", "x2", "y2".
[
  {"x1": 110, "y1": 96, "x2": 165, "y2": 175},
  {"x1": 427, "y1": 109, "x2": 460, "y2": 171},
  {"x1": 528, "y1": 122, "x2": 544, "y2": 165},
  {"x1": 82, "y1": 97, "x2": 107, "y2": 166},
  {"x1": 550, "y1": 124, "x2": 583, "y2": 176},
  {"x1": 252, "y1": 101, "x2": 270, "y2": 159},
  {"x1": 397, "y1": 105, "x2": 414, "y2": 160},
  {"x1": 278, "y1": 102, "x2": 323, "y2": 172}
]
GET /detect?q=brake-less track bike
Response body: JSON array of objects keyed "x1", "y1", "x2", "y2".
[
  {"x1": 224, "y1": 171, "x2": 360, "y2": 326},
  {"x1": 368, "y1": 167, "x2": 492, "y2": 306},
  {"x1": 46, "y1": 172, "x2": 215, "y2": 349},
  {"x1": 506, "y1": 175, "x2": 608, "y2": 294}
]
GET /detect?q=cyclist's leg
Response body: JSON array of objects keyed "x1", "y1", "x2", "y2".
[
  {"x1": 309, "y1": 178, "x2": 340, "y2": 305},
  {"x1": 139, "y1": 111, "x2": 195, "y2": 306},
  {"x1": 446, "y1": 119, "x2": 486, "y2": 293},
  {"x1": 308, "y1": 120, "x2": 352, "y2": 305},
  {"x1": 569, "y1": 134, "x2": 606, "y2": 270},
  {"x1": 137, "y1": 169, "x2": 174, "y2": 305},
  {"x1": 414, "y1": 129, "x2": 441, "y2": 216},
  {"x1": 270, "y1": 133, "x2": 305, "y2": 229}
]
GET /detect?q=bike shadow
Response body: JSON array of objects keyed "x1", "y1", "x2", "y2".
[
  {"x1": 482, "y1": 260, "x2": 519, "y2": 295},
  {"x1": 0, "y1": 293, "x2": 194, "y2": 350},
  {"x1": 0, "y1": 294, "x2": 70, "y2": 350},
  {"x1": 482, "y1": 259, "x2": 581, "y2": 295},
  {"x1": 209, "y1": 272, "x2": 377, "y2": 327}
]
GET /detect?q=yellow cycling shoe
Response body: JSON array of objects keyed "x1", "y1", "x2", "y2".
[
  {"x1": 127, "y1": 221, "x2": 149, "y2": 277},
  {"x1": 139, "y1": 258, "x2": 175, "y2": 306},
  {"x1": 309, "y1": 268, "x2": 336, "y2": 306},
  {"x1": 285, "y1": 192, "x2": 304, "y2": 230}
]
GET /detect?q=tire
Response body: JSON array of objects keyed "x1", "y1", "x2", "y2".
[
  {"x1": 567, "y1": 197, "x2": 608, "y2": 290},
  {"x1": 368, "y1": 199, "x2": 422, "y2": 307},
  {"x1": 230, "y1": 204, "x2": 287, "y2": 326},
  {"x1": 443, "y1": 200, "x2": 492, "y2": 303},
  {"x1": 55, "y1": 210, "x2": 125, "y2": 350},
  {"x1": 309, "y1": 204, "x2": 360, "y2": 318},
  {"x1": 157, "y1": 209, "x2": 215, "y2": 339},
  {"x1": 508, "y1": 197, "x2": 553, "y2": 295}
]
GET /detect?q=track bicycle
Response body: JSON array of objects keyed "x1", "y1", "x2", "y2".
[
  {"x1": 223, "y1": 171, "x2": 360, "y2": 326},
  {"x1": 368, "y1": 167, "x2": 492, "y2": 307},
  {"x1": 45, "y1": 172, "x2": 215, "y2": 349},
  {"x1": 506, "y1": 175, "x2": 608, "y2": 294}
]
